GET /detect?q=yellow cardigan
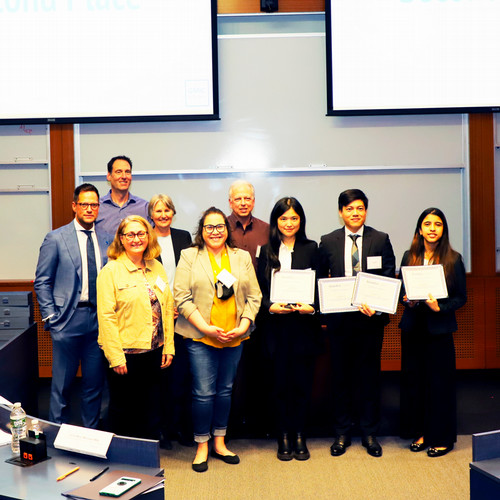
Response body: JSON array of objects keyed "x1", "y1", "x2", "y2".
[{"x1": 97, "y1": 253, "x2": 175, "y2": 368}]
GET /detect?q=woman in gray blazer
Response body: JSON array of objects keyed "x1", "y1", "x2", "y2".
[{"x1": 174, "y1": 207, "x2": 262, "y2": 472}]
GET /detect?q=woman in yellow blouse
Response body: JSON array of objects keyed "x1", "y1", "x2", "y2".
[
  {"x1": 97, "y1": 215, "x2": 174, "y2": 439},
  {"x1": 174, "y1": 207, "x2": 262, "y2": 472}
]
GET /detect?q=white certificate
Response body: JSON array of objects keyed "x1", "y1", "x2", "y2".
[
  {"x1": 351, "y1": 272, "x2": 401, "y2": 315},
  {"x1": 318, "y1": 277, "x2": 358, "y2": 313},
  {"x1": 401, "y1": 264, "x2": 448, "y2": 301},
  {"x1": 270, "y1": 269, "x2": 316, "y2": 305}
]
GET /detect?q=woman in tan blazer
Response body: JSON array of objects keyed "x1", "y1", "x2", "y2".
[{"x1": 174, "y1": 207, "x2": 262, "y2": 473}]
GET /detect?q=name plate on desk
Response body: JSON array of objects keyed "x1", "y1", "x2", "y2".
[{"x1": 54, "y1": 424, "x2": 113, "y2": 459}]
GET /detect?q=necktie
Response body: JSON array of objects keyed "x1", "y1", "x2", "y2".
[
  {"x1": 83, "y1": 230, "x2": 97, "y2": 305},
  {"x1": 350, "y1": 234, "x2": 360, "y2": 275}
]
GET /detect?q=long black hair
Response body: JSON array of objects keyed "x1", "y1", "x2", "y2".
[
  {"x1": 265, "y1": 197, "x2": 308, "y2": 277},
  {"x1": 407, "y1": 207, "x2": 459, "y2": 283}
]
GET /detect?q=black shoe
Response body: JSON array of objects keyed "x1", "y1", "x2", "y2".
[
  {"x1": 210, "y1": 449, "x2": 240, "y2": 464},
  {"x1": 294, "y1": 433, "x2": 310, "y2": 461},
  {"x1": 362, "y1": 435, "x2": 382, "y2": 457},
  {"x1": 330, "y1": 435, "x2": 351, "y2": 457},
  {"x1": 277, "y1": 433, "x2": 293, "y2": 461},
  {"x1": 409, "y1": 438, "x2": 427, "y2": 452},
  {"x1": 192, "y1": 460, "x2": 208, "y2": 472},
  {"x1": 427, "y1": 445, "x2": 453, "y2": 457},
  {"x1": 159, "y1": 437, "x2": 173, "y2": 450},
  {"x1": 176, "y1": 431, "x2": 195, "y2": 448}
]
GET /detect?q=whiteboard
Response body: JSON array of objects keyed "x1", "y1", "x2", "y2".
[
  {"x1": 0, "y1": 124, "x2": 51, "y2": 280},
  {"x1": 0, "y1": 33, "x2": 468, "y2": 280},
  {"x1": 79, "y1": 34, "x2": 468, "y2": 269},
  {"x1": 79, "y1": 35, "x2": 465, "y2": 171}
]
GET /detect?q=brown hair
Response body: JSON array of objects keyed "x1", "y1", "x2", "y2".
[{"x1": 107, "y1": 215, "x2": 161, "y2": 260}]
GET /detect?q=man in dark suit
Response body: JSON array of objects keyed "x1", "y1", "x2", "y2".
[
  {"x1": 319, "y1": 189, "x2": 395, "y2": 457},
  {"x1": 34, "y1": 184, "x2": 111, "y2": 428}
]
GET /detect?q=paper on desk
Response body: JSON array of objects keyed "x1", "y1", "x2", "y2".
[
  {"x1": 0, "y1": 428, "x2": 11, "y2": 447},
  {"x1": 0, "y1": 394, "x2": 13, "y2": 406},
  {"x1": 54, "y1": 424, "x2": 113, "y2": 459}
]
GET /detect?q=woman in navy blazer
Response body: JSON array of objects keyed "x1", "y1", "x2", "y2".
[
  {"x1": 399, "y1": 208, "x2": 466, "y2": 457},
  {"x1": 257, "y1": 197, "x2": 321, "y2": 462}
]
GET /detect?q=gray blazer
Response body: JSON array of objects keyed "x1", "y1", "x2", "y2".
[{"x1": 173, "y1": 246, "x2": 262, "y2": 340}]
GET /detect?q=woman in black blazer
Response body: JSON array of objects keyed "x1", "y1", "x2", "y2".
[
  {"x1": 149, "y1": 194, "x2": 193, "y2": 448},
  {"x1": 399, "y1": 207, "x2": 466, "y2": 457},
  {"x1": 257, "y1": 197, "x2": 321, "y2": 462}
]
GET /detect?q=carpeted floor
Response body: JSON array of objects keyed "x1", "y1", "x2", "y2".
[{"x1": 162, "y1": 435, "x2": 472, "y2": 500}]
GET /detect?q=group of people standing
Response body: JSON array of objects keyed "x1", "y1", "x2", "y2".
[{"x1": 34, "y1": 155, "x2": 466, "y2": 474}]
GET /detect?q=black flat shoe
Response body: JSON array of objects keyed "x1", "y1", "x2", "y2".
[
  {"x1": 294, "y1": 433, "x2": 310, "y2": 461},
  {"x1": 277, "y1": 433, "x2": 293, "y2": 461},
  {"x1": 362, "y1": 435, "x2": 383, "y2": 457},
  {"x1": 210, "y1": 449, "x2": 240, "y2": 464},
  {"x1": 410, "y1": 438, "x2": 427, "y2": 452},
  {"x1": 427, "y1": 445, "x2": 453, "y2": 457},
  {"x1": 330, "y1": 435, "x2": 351, "y2": 457},
  {"x1": 192, "y1": 460, "x2": 208, "y2": 473}
]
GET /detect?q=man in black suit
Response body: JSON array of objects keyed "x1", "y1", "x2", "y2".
[{"x1": 319, "y1": 189, "x2": 395, "y2": 457}]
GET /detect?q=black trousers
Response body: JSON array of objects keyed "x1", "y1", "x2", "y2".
[
  {"x1": 160, "y1": 334, "x2": 192, "y2": 439},
  {"x1": 329, "y1": 327, "x2": 384, "y2": 437},
  {"x1": 107, "y1": 347, "x2": 163, "y2": 440},
  {"x1": 400, "y1": 329, "x2": 457, "y2": 447},
  {"x1": 270, "y1": 344, "x2": 315, "y2": 434}
]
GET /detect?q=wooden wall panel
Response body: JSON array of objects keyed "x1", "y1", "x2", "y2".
[
  {"x1": 454, "y1": 278, "x2": 486, "y2": 369},
  {"x1": 49, "y1": 124, "x2": 75, "y2": 230},
  {"x1": 485, "y1": 277, "x2": 500, "y2": 368},
  {"x1": 469, "y1": 114, "x2": 496, "y2": 277},
  {"x1": 218, "y1": 0, "x2": 324, "y2": 14}
]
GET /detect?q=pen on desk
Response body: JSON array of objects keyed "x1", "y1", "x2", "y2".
[
  {"x1": 56, "y1": 466, "x2": 80, "y2": 481},
  {"x1": 90, "y1": 466, "x2": 109, "y2": 482}
]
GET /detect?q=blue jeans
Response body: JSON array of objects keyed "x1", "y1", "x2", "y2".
[{"x1": 186, "y1": 339, "x2": 243, "y2": 443}]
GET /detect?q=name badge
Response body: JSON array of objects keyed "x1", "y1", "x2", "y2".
[
  {"x1": 217, "y1": 269, "x2": 237, "y2": 288},
  {"x1": 367, "y1": 256, "x2": 382, "y2": 270},
  {"x1": 155, "y1": 276, "x2": 167, "y2": 292}
]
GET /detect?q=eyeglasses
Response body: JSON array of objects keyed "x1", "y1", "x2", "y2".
[
  {"x1": 203, "y1": 224, "x2": 226, "y2": 234},
  {"x1": 121, "y1": 231, "x2": 148, "y2": 241},
  {"x1": 77, "y1": 203, "x2": 100, "y2": 210}
]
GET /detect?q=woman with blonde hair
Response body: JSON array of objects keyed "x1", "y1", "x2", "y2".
[
  {"x1": 148, "y1": 194, "x2": 193, "y2": 447},
  {"x1": 97, "y1": 215, "x2": 174, "y2": 439}
]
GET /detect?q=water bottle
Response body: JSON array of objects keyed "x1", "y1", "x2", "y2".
[
  {"x1": 31, "y1": 419, "x2": 42, "y2": 439},
  {"x1": 10, "y1": 402, "x2": 27, "y2": 454}
]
